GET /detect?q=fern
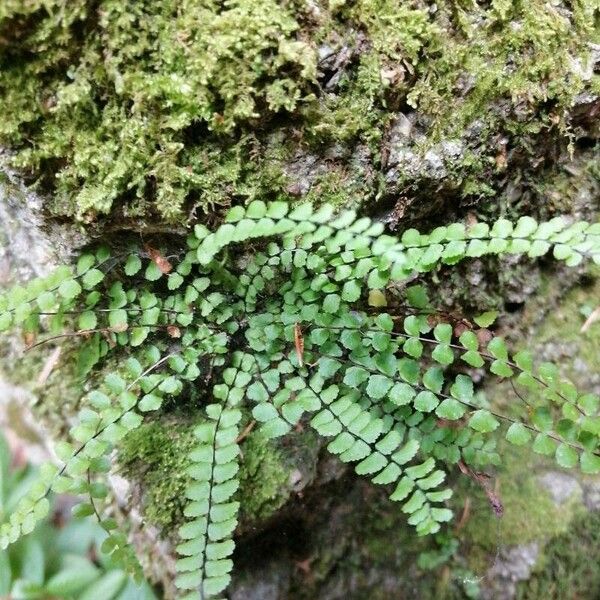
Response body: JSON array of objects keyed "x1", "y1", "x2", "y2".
[
  {"x1": 0, "y1": 430, "x2": 156, "y2": 599},
  {"x1": 1, "y1": 201, "x2": 600, "y2": 598}
]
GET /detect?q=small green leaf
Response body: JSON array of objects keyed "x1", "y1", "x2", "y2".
[
  {"x1": 108, "y1": 309, "x2": 128, "y2": 330},
  {"x1": 414, "y1": 391, "x2": 439, "y2": 412},
  {"x1": 432, "y1": 344, "x2": 454, "y2": 365},
  {"x1": 323, "y1": 294, "x2": 341, "y2": 314},
  {"x1": 468, "y1": 410, "x2": 499, "y2": 433},
  {"x1": 555, "y1": 444, "x2": 577, "y2": 469},
  {"x1": 433, "y1": 323, "x2": 452, "y2": 344},
  {"x1": 487, "y1": 337, "x2": 508, "y2": 360},
  {"x1": 422, "y1": 367, "x2": 444, "y2": 393},
  {"x1": 505, "y1": 423, "x2": 531, "y2": 446},
  {"x1": 461, "y1": 350, "x2": 484, "y2": 368},
  {"x1": 368, "y1": 289, "x2": 387, "y2": 307},
  {"x1": 341, "y1": 280, "x2": 361, "y2": 302},
  {"x1": 580, "y1": 452, "x2": 600, "y2": 474},
  {"x1": 58, "y1": 279, "x2": 82, "y2": 300},
  {"x1": 168, "y1": 273, "x2": 184, "y2": 290},
  {"x1": 145, "y1": 261, "x2": 163, "y2": 281},
  {"x1": 449, "y1": 374, "x2": 473, "y2": 401},
  {"x1": 366, "y1": 375, "x2": 393, "y2": 400},
  {"x1": 82, "y1": 269, "x2": 104, "y2": 290},
  {"x1": 532, "y1": 407, "x2": 553, "y2": 432},
  {"x1": 406, "y1": 285, "x2": 429, "y2": 309},
  {"x1": 532, "y1": 433, "x2": 557, "y2": 455},
  {"x1": 343, "y1": 367, "x2": 369, "y2": 387},
  {"x1": 78, "y1": 311, "x2": 97, "y2": 330},
  {"x1": 124, "y1": 254, "x2": 142, "y2": 275},
  {"x1": 435, "y1": 399, "x2": 465, "y2": 420},
  {"x1": 130, "y1": 326, "x2": 149, "y2": 347},
  {"x1": 389, "y1": 383, "x2": 416, "y2": 406}
]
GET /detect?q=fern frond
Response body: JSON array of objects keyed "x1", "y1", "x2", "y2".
[
  {"x1": 2, "y1": 201, "x2": 600, "y2": 598},
  {"x1": 175, "y1": 396, "x2": 242, "y2": 599}
]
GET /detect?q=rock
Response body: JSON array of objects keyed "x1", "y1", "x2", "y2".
[
  {"x1": 483, "y1": 543, "x2": 540, "y2": 600},
  {"x1": 537, "y1": 471, "x2": 582, "y2": 505},
  {"x1": 582, "y1": 480, "x2": 600, "y2": 512}
]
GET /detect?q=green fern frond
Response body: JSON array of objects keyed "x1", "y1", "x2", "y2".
[{"x1": 1, "y1": 201, "x2": 600, "y2": 598}]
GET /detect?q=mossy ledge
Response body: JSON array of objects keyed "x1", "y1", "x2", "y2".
[{"x1": 0, "y1": 1, "x2": 597, "y2": 226}]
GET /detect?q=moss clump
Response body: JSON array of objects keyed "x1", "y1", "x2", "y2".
[
  {"x1": 118, "y1": 417, "x2": 295, "y2": 530},
  {"x1": 118, "y1": 418, "x2": 200, "y2": 529},
  {"x1": 407, "y1": 0, "x2": 597, "y2": 139},
  {"x1": 1, "y1": 1, "x2": 596, "y2": 225},
  {"x1": 0, "y1": 0, "x2": 317, "y2": 222},
  {"x1": 237, "y1": 430, "x2": 292, "y2": 522},
  {"x1": 516, "y1": 510, "x2": 600, "y2": 600}
]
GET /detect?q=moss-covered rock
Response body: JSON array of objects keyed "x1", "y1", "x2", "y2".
[
  {"x1": 116, "y1": 412, "x2": 320, "y2": 534},
  {"x1": 516, "y1": 510, "x2": 600, "y2": 599},
  {"x1": 0, "y1": 1, "x2": 597, "y2": 224}
]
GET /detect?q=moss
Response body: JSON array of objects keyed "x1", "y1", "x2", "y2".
[
  {"x1": 117, "y1": 416, "x2": 298, "y2": 530},
  {"x1": 516, "y1": 510, "x2": 600, "y2": 599},
  {"x1": 525, "y1": 270, "x2": 600, "y2": 376},
  {"x1": 458, "y1": 445, "x2": 578, "y2": 573},
  {"x1": 118, "y1": 418, "x2": 200, "y2": 529},
  {"x1": 1, "y1": 1, "x2": 596, "y2": 225},
  {"x1": 408, "y1": 1, "x2": 596, "y2": 138},
  {"x1": 0, "y1": 0, "x2": 318, "y2": 222},
  {"x1": 237, "y1": 429, "x2": 292, "y2": 522}
]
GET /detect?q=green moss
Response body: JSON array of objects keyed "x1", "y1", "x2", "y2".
[
  {"x1": 459, "y1": 446, "x2": 577, "y2": 569},
  {"x1": 528, "y1": 271, "x2": 600, "y2": 376},
  {"x1": 408, "y1": 0, "x2": 596, "y2": 139},
  {"x1": 0, "y1": 0, "x2": 318, "y2": 222},
  {"x1": 237, "y1": 430, "x2": 291, "y2": 522},
  {"x1": 2, "y1": 1, "x2": 596, "y2": 224},
  {"x1": 118, "y1": 418, "x2": 200, "y2": 529},
  {"x1": 117, "y1": 416, "x2": 296, "y2": 530},
  {"x1": 517, "y1": 510, "x2": 600, "y2": 600}
]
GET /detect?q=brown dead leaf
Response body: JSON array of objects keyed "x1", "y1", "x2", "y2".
[
  {"x1": 23, "y1": 331, "x2": 36, "y2": 347},
  {"x1": 476, "y1": 328, "x2": 493, "y2": 347},
  {"x1": 145, "y1": 245, "x2": 173, "y2": 274},
  {"x1": 167, "y1": 325, "x2": 181, "y2": 338},
  {"x1": 453, "y1": 321, "x2": 471, "y2": 338},
  {"x1": 457, "y1": 460, "x2": 503, "y2": 517},
  {"x1": 295, "y1": 556, "x2": 314, "y2": 577},
  {"x1": 235, "y1": 420, "x2": 256, "y2": 444},
  {"x1": 455, "y1": 496, "x2": 472, "y2": 532}
]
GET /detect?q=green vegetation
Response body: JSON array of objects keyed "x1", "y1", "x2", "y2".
[
  {"x1": 0, "y1": 430, "x2": 156, "y2": 599},
  {"x1": 1, "y1": 202, "x2": 600, "y2": 598},
  {"x1": 517, "y1": 510, "x2": 600, "y2": 600},
  {"x1": 0, "y1": 1, "x2": 596, "y2": 221},
  {"x1": 118, "y1": 419, "x2": 201, "y2": 530}
]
